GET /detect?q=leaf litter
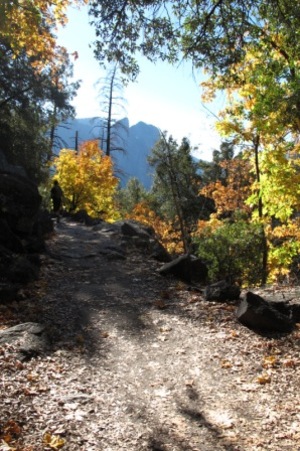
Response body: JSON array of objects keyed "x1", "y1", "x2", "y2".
[{"x1": 1, "y1": 220, "x2": 300, "y2": 450}]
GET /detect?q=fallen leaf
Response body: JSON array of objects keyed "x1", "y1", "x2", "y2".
[
  {"x1": 262, "y1": 355, "x2": 277, "y2": 368},
  {"x1": 159, "y1": 326, "x2": 172, "y2": 333},
  {"x1": 256, "y1": 373, "x2": 271, "y2": 384},
  {"x1": 153, "y1": 300, "x2": 167, "y2": 309},
  {"x1": 0, "y1": 440, "x2": 16, "y2": 451},
  {"x1": 43, "y1": 433, "x2": 66, "y2": 449},
  {"x1": 221, "y1": 360, "x2": 232, "y2": 369},
  {"x1": 3, "y1": 420, "x2": 22, "y2": 437},
  {"x1": 188, "y1": 295, "x2": 199, "y2": 304},
  {"x1": 175, "y1": 281, "x2": 186, "y2": 291},
  {"x1": 283, "y1": 359, "x2": 296, "y2": 368},
  {"x1": 229, "y1": 330, "x2": 239, "y2": 338}
]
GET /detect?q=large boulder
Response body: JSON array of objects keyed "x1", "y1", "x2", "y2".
[
  {"x1": 0, "y1": 149, "x2": 27, "y2": 177},
  {"x1": 149, "y1": 240, "x2": 172, "y2": 263},
  {"x1": 158, "y1": 254, "x2": 208, "y2": 284},
  {"x1": 0, "y1": 218, "x2": 24, "y2": 253},
  {"x1": 236, "y1": 291, "x2": 294, "y2": 333},
  {"x1": 0, "y1": 172, "x2": 41, "y2": 236},
  {"x1": 7, "y1": 255, "x2": 40, "y2": 284},
  {"x1": 0, "y1": 283, "x2": 20, "y2": 304},
  {"x1": 0, "y1": 168, "x2": 48, "y2": 289}
]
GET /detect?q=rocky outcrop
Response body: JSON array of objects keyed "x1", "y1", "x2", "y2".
[
  {"x1": 0, "y1": 156, "x2": 53, "y2": 296},
  {"x1": 0, "y1": 172, "x2": 41, "y2": 235}
]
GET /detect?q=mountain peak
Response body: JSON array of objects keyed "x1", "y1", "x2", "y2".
[{"x1": 56, "y1": 117, "x2": 160, "y2": 189}]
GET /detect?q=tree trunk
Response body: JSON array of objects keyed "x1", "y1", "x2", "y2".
[{"x1": 253, "y1": 134, "x2": 268, "y2": 285}]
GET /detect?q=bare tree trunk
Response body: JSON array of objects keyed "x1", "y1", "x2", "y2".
[{"x1": 105, "y1": 65, "x2": 116, "y2": 156}]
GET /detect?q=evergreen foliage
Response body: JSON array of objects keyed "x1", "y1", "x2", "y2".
[{"x1": 193, "y1": 219, "x2": 266, "y2": 286}]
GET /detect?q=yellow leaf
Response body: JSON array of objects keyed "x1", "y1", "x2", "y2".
[
  {"x1": 256, "y1": 373, "x2": 271, "y2": 384},
  {"x1": 229, "y1": 330, "x2": 239, "y2": 338},
  {"x1": 43, "y1": 433, "x2": 66, "y2": 449},
  {"x1": 262, "y1": 355, "x2": 277, "y2": 368},
  {"x1": 221, "y1": 360, "x2": 232, "y2": 369}
]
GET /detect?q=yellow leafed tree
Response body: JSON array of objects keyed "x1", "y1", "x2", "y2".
[
  {"x1": 53, "y1": 140, "x2": 119, "y2": 221},
  {"x1": 0, "y1": 0, "x2": 87, "y2": 70}
]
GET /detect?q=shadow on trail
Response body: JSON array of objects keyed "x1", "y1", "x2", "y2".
[
  {"x1": 38, "y1": 222, "x2": 247, "y2": 451},
  {"x1": 39, "y1": 220, "x2": 171, "y2": 357}
]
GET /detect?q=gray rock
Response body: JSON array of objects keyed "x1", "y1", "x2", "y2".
[
  {"x1": 205, "y1": 280, "x2": 241, "y2": 302},
  {"x1": 150, "y1": 240, "x2": 172, "y2": 263},
  {"x1": 0, "y1": 218, "x2": 24, "y2": 253},
  {"x1": 0, "y1": 322, "x2": 49, "y2": 360},
  {"x1": 119, "y1": 220, "x2": 153, "y2": 238},
  {"x1": 7, "y1": 256, "x2": 40, "y2": 283},
  {"x1": 0, "y1": 172, "x2": 41, "y2": 235},
  {"x1": 236, "y1": 291, "x2": 294, "y2": 333},
  {"x1": 0, "y1": 283, "x2": 20, "y2": 303},
  {"x1": 158, "y1": 254, "x2": 208, "y2": 284},
  {"x1": 0, "y1": 150, "x2": 27, "y2": 177}
]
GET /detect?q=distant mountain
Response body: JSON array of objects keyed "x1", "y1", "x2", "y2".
[{"x1": 55, "y1": 117, "x2": 160, "y2": 189}]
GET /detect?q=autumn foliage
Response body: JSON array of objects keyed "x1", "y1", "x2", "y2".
[
  {"x1": 200, "y1": 158, "x2": 253, "y2": 218},
  {"x1": 0, "y1": 0, "x2": 87, "y2": 70},
  {"x1": 52, "y1": 140, "x2": 119, "y2": 221},
  {"x1": 125, "y1": 201, "x2": 184, "y2": 254}
]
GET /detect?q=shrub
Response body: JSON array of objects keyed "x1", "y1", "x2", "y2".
[{"x1": 193, "y1": 219, "x2": 265, "y2": 286}]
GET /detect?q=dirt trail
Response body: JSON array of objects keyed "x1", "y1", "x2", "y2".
[{"x1": 1, "y1": 219, "x2": 300, "y2": 450}]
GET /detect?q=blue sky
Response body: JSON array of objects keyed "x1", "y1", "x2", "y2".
[{"x1": 57, "y1": 5, "x2": 223, "y2": 160}]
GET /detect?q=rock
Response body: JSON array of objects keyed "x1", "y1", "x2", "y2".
[
  {"x1": 98, "y1": 242, "x2": 126, "y2": 260},
  {"x1": 0, "y1": 218, "x2": 24, "y2": 253},
  {"x1": 158, "y1": 254, "x2": 208, "y2": 284},
  {"x1": 0, "y1": 244, "x2": 15, "y2": 281},
  {"x1": 290, "y1": 304, "x2": 300, "y2": 323},
  {"x1": 204, "y1": 280, "x2": 241, "y2": 302},
  {"x1": 7, "y1": 256, "x2": 40, "y2": 284},
  {"x1": 31, "y1": 209, "x2": 54, "y2": 240},
  {"x1": 119, "y1": 220, "x2": 153, "y2": 238},
  {"x1": 0, "y1": 322, "x2": 49, "y2": 360},
  {"x1": 70, "y1": 209, "x2": 101, "y2": 226},
  {"x1": 236, "y1": 291, "x2": 294, "y2": 333},
  {"x1": 0, "y1": 172, "x2": 41, "y2": 235},
  {"x1": 0, "y1": 149, "x2": 27, "y2": 177},
  {"x1": 0, "y1": 283, "x2": 20, "y2": 303},
  {"x1": 189, "y1": 255, "x2": 209, "y2": 283},
  {"x1": 113, "y1": 220, "x2": 170, "y2": 259},
  {"x1": 150, "y1": 240, "x2": 172, "y2": 263}
]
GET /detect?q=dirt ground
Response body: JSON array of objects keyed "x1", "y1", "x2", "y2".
[{"x1": 1, "y1": 219, "x2": 300, "y2": 451}]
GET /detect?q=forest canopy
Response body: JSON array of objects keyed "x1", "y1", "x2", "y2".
[
  {"x1": 2, "y1": 0, "x2": 300, "y2": 285},
  {"x1": 88, "y1": 1, "x2": 300, "y2": 78}
]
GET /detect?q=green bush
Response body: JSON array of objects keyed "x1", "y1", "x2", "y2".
[{"x1": 193, "y1": 220, "x2": 265, "y2": 286}]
